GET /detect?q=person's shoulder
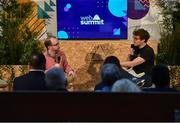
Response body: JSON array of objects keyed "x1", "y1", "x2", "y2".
[
  {"x1": 143, "y1": 87, "x2": 177, "y2": 92},
  {"x1": 14, "y1": 73, "x2": 28, "y2": 83},
  {"x1": 142, "y1": 44, "x2": 154, "y2": 54},
  {"x1": 146, "y1": 44, "x2": 154, "y2": 51},
  {"x1": 143, "y1": 88, "x2": 157, "y2": 92},
  {"x1": 95, "y1": 82, "x2": 106, "y2": 91}
]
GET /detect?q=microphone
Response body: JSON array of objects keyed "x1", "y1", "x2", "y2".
[
  {"x1": 131, "y1": 44, "x2": 139, "y2": 54},
  {"x1": 57, "y1": 56, "x2": 61, "y2": 63},
  {"x1": 55, "y1": 55, "x2": 61, "y2": 63},
  {"x1": 129, "y1": 44, "x2": 139, "y2": 61}
]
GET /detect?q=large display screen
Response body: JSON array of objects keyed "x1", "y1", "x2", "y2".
[{"x1": 57, "y1": 0, "x2": 127, "y2": 40}]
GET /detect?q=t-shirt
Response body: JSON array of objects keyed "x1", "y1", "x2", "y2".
[
  {"x1": 44, "y1": 50, "x2": 73, "y2": 74},
  {"x1": 132, "y1": 44, "x2": 155, "y2": 75}
]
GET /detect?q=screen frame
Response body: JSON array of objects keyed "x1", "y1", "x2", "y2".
[{"x1": 56, "y1": 0, "x2": 128, "y2": 40}]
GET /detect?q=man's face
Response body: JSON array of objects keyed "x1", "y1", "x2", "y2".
[
  {"x1": 133, "y1": 35, "x2": 145, "y2": 47},
  {"x1": 49, "y1": 38, "x2": 60, "y2": 52}
]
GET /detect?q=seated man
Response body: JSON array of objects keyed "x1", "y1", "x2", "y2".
[
  {"x1": 13, "y1": 52, "x2": 46, "y2": 91},
  {"x1": 121, "y1": 28, "x2": 155, "y2": 87},
  {"x1": 44, "y1": 36, "x2": 75, "y2": 79}
]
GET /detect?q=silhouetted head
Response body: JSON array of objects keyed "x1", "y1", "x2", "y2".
[
  {"x1": 45, "y1": 67, "x2": 67, "y2": 90},
  {"x1": 29, "y1": 52, "x2": 46, "y2": 70},
  {"x1": 112, "y1": 79, "x2": 141, "y2": 92},
  {"x1": 151, "y1": 64, "x2": 170, "y2": 88},
  {"x1": 103, "y1": 56, "x2": 121, "y2": 69},
  {"x1": 101, "y1": 64, "x2": 121, "y2": 86}
]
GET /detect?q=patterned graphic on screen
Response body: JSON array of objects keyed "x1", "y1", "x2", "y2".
[{"x1": 57, "y1": 0, "x2": 127, "y2": 39}]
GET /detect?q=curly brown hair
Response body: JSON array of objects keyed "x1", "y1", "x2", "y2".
[{"x1": 133, "y1": 28, "x2": 150, "y2": 43}]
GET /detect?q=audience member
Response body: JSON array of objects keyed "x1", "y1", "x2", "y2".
[
  {"x1": 112, "y1": 79, "x2": 141, "y2": 92},
  {"x1": 45, "y1": 67, "x2": 68, "y2": 91},
  {"x1": 95, "y1": 56, "x2": 144, "y2": 90},
  {"x1": 103, "y1": 56, "x2": 121, "y2": 68},
  {"x1": 143, "y1": 64, "x2": 177, "y2": 92},
  {"x1": 95, "y1": 63, "x2": 122, "y2": 92},
  {"x1": 13, "y1": 52, "x2": 46, "y2": 91}
]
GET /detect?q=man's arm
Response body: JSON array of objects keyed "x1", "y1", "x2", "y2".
[
  {"x1": 60, "y1": 52, "x2": 76, "y2": 78},
  {"x1": 121, "y1": 56, "x2": 145, "y2": 68}
]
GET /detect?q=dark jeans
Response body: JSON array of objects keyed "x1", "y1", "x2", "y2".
[
  {"x1": 140, "y1": 74, "x2": 152, "y2": 87},
  {"x1": 131, "y1": 74, "x2": 152, "y2": 87}
]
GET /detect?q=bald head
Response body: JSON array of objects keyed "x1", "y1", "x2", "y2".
[
  {"x1": 29, "y1": 52, "x2": 46, "y2": 70},
  {"x1": 44, "y1": 36, "x2": 59, "y2": 51}
]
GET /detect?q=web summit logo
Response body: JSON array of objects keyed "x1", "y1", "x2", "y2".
[{"x1": 80, "y1": 14, "x2": 104, "y2": 25}]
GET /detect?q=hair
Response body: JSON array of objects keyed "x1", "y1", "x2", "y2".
[
  {"x1": 151, "y1": 64, "x2": 170, "y2": 88},
  {"x1": 112, "y1": 79, "x2": 141, "y2": 92},
  {"x1": 103, "y1": 56, "x2": 121, "y2": 69},
  {"x1": 44, "y1": 36, "x2": 57, "y2": 50},
  {"x1": 101, "y1": 64, "x2": 122, "y2": 86},
  {"x1": 133, "y1": 28, "x2": 150, "y2": 43},
  {"x1": 45, "y1": 67, "x2": 67, "y2": 90},
  {"x1": 29, "y1": 52, "x2": 46, "y2": 70},
  {"x1": 103, "y1": 56, "x2": 134, "y2": 80}
]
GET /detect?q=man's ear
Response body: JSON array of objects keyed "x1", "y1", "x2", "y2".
[
  {"x1": 141, "y1": 39, "x2": 145, "y2": 43},
  {"x1": 47, "y1": 46, "x2": 51, "y2": 50}
]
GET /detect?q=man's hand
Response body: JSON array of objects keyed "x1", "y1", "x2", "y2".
[
  {"x1": 130, "y1": 48, "x2": 134, "y2": 55},
  {"x1": 128, "y1": 48, "x2": 135, "y2": 61},
  {"x1": 68, "y1": 71, "x2": 76, "y2": 78},
  {"x1": 54, "y1": 63, "x2": 60, "y2": 67}
]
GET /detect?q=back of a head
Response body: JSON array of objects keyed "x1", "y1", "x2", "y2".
[
  {"x1": 152, "y1": 64, "x2": 170, "y2": 88},
  {"x1": 112, "y1": 79, "x2": 141, "y2": 92},
  {"x1": 103, "y1": 56, "x2": 121, "y2": 69},
  {"x1": 29, "y1": 52, "x2": 46, "y2": 70},
  {"x1": 133, "y1": 28, "x2": 150, "y2": 43},
  {"x1": 101, "y1": 64, "x2": 121, "y2": 86},
  {"x1": 45, "y1": 67, "x2": 67, "y2": 90}
]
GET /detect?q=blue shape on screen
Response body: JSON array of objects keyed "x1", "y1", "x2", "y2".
[
  {"x1": 58, "y1": 31, "x2": 69, "y2": 39},
  {"x1": 123, "y1": 16, "x2": 128, "y2": 21},
  {"x1": 108, "y1": 0, "x2": 127, "y2": 17},
  {"x1": 66, "y1": 3, "x2": 71, "y2": 9},
  {"x1": 135, "y1": 0, "x2": 146, "y2": 10},
  {"x1": 64, "y1": 7, "x2": 69, "y2": 12},
  {"x1": 122, "y1": 22, "x2": 127, "y2": 26},
  {"x1": 57, "y1": 0, "x2": 127, "y2": 39},
  {"x1": 113, "y1": 28, "x2": 121, "y2": 35}
]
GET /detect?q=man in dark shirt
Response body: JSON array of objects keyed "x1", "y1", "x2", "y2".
[
  {"x1": 13, "y1": 52, "x2": 47, "y2": 91},
  {"x1": 121, "y1": 28, "x2": 155, "y2": 87},
  {"x1": 132, "y1": 44, "x2": 154, "y2": 75}
]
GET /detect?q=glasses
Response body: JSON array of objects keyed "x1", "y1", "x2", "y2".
[
  {"x1": 133, "y1": 36, "x2": 141, "y2": 40},
  {"x1": 51, "y1": 43, "x2": 59, "y2": 46}
]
